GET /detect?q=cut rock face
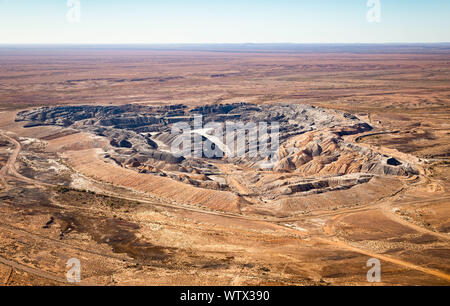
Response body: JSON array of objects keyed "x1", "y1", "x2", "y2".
[
  {"x1": 16, "y1": 103, "x2": 417, "y2": 203},
  {"x1": 274, "y1": 129, "x2": 414, "y2": 177}
]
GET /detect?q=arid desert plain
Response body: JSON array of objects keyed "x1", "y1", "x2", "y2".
[{"x1": 0, "y1": 44, "x2": 449, "y2": 285}]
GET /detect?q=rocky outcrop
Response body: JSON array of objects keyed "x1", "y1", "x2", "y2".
[
  {"x1": 110, "y1": 138, "x2": 132, "y2": 148},
  {"x1": 274, "y1": 130, "x2": 416, "y2": 177}
]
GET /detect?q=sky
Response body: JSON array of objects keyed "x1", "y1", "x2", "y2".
[{"x1": 0, "y1": 0, "x2": 449, "y2": 44}]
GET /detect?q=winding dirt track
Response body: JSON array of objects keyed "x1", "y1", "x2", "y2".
[
  {"x1": 0, "y1": 255, "x2": 68, "y2": 285},
  {"x1": 0, "y1": 132, "x2": 52, "y2": 188},
  {"x1": 380, "y1": 204, "x2": 450, "y2": 241},
  {"x1": 316, "y1": 236, "x2": 450, "y2": 282},
  {"x1": 1, "y1": 130, "x2": 449, "y2": 284}
]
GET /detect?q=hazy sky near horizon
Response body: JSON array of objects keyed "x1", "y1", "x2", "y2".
[{"x1": 0, "y1": 0, "x2": 449, "y2": 44}]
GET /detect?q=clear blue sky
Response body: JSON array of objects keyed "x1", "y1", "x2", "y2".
[{"x1": 0, "y1": 0, "x2": 449, "y2": 44}]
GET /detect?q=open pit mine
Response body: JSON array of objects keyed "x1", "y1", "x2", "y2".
[{"x1": 15, "y1": 103, "x2": 417, "y2": 215}]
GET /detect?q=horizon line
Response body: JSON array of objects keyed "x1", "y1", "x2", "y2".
[{"x1": 1, "y1": 42, "x2": 450, "y2": 45}]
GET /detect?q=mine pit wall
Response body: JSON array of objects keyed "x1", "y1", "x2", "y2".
[
  {"x1": 288, "y1": 174, "x2": 373, "y2": 194},
  {"x1": 272, "y1": 176, "x2": 405, "y2": 214},
  {"x1": 63, "y1": 149, "x2": 243, "y2": 213}
]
